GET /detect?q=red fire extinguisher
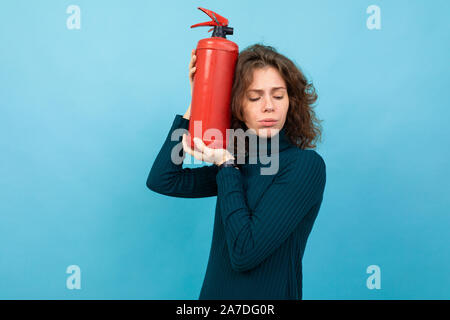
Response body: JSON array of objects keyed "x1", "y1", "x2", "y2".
[{"x1": 188, "y1": 7, "x2": 239, "y2": 151}]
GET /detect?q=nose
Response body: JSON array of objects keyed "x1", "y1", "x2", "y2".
[
  {"x1": 263, "y1": 97, "x2": 275, "y2": 112},
  {"x1": 263, "y1": 99, "x2": 275, "y2": 112}
]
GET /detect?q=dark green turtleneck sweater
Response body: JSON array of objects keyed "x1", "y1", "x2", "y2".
[{"x1": 146, "y1": 114, "x2": 326, "y2": 300}]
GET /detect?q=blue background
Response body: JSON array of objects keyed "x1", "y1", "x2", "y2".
[{"x1": 0, "y1": 0, "x2": 448, "y2": 299}]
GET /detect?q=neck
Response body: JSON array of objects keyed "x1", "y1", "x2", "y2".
[{"x1": 235, "y1": 127, "x2": 293, "y2": 163}]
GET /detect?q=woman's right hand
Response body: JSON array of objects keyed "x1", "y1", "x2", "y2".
[
  {"x1": 183, "y1": 49, "x2": 197, "y2": 120},
  {"x1": 189, "y1": 49, "x2": 197, "y2": 96}
]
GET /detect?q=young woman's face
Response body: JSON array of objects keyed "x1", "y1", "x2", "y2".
[{"x1": 242, "y1": 66, "x2": 289, "y2": 138}]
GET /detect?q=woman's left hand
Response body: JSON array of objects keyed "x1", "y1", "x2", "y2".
[{"x1": 182, "y1": 134, "x2": 235, "y2": 166}]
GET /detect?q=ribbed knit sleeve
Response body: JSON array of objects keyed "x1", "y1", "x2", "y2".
[
  {"x1": 146, "y1": 114, "x2": 219, "y2": 198},
  {"x1": 216, "y1": 150, "x2": 326, "y2": 272}
]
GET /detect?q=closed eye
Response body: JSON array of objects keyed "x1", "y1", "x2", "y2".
[{"x1": 249, "y1": 96, "x2": 284, "y2": 102}]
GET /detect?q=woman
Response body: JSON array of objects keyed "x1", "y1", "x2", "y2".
[{"x1": 147, "y1": 44, "x2": 326, "y2": 300}]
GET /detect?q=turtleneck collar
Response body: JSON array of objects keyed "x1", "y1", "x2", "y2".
[{"x1": 239, "y1": 127, "x2": 294, "y2": 163}]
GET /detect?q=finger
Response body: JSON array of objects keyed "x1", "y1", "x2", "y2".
[
  {"x1": 183, "y1": 135, "x2": 203, "y2": 161},
  {"x1": 189, "y1": 58, "x2": 196, "y2": 69},
  {"x1": 190, "y1": 137, "x2": 207, "y2": 161},
  {"x1": 189, "y1": 146, "x2": 204, "y2": 161},
  {"x1": 193, "y1": 137, "x2": 213, "y2": 158},
  {"x1": 193, "y1": 137, "x2": 206, "y2": 152},
  {"x1": 190, "y1": 72, "x2": 195, "y2": 83},
  {"x1": 182, "y1": 134, "x2": 193, "y2": 156}
]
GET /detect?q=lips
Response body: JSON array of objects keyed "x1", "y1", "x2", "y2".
[
  {"x1": 259, "y1": 118, "x2": 277, "y2": 122},
  {"x1": 259, "y1": 120, "x2": 277, "y2": 127}
]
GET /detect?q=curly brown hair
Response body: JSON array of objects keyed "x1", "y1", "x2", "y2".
[{"x1": 230, "y1": 43, "x2": 323, "y2": 152}]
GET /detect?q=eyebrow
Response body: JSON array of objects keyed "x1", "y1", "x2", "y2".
[{"x1": 247, "y1": 87, "x2": 286, "y2": 94}]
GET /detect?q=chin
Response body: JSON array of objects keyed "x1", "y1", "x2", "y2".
[{"x1": 257, "y1": 127, "x2": 280, "y2": 138}]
